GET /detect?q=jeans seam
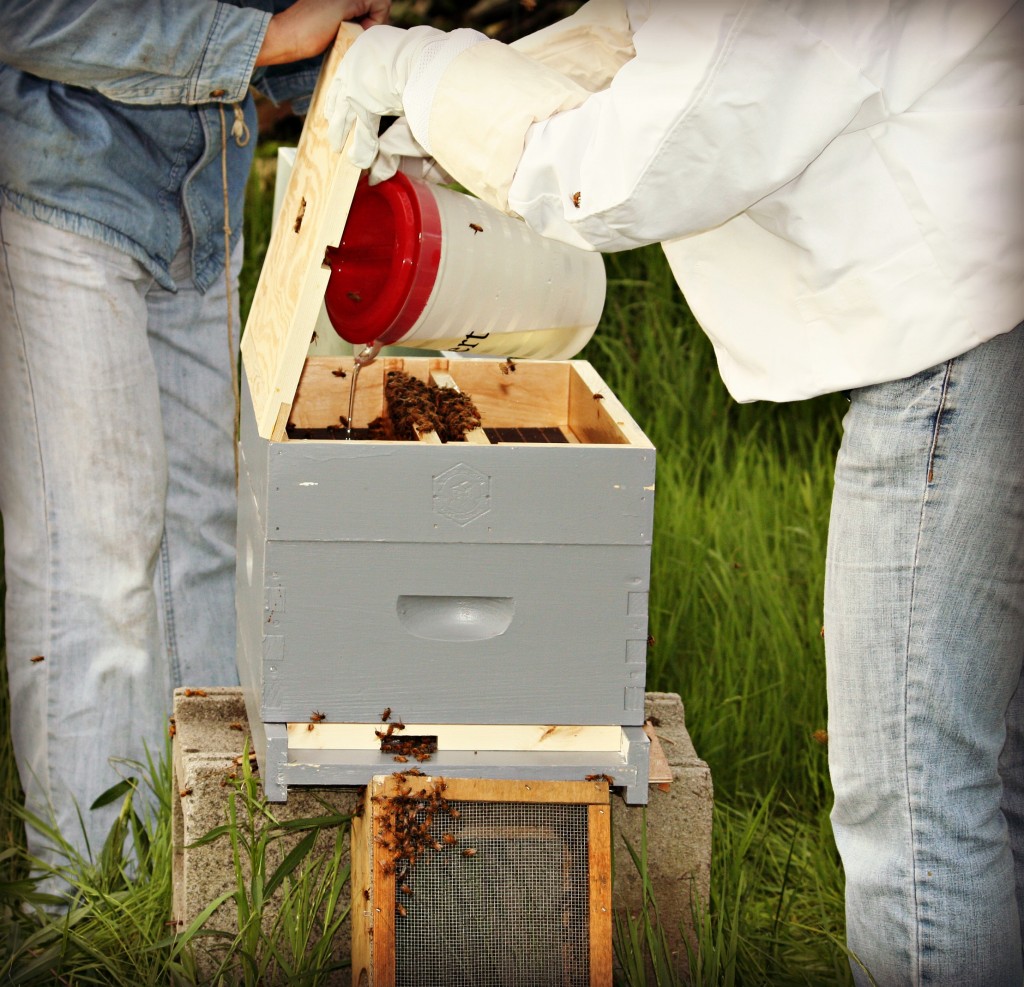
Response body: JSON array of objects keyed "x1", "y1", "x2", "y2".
[
  {"x1": 158, "y1": 530, "x2": 181, "y2": 687},
  {"x1": 903, "y1": 358, "x2": 954, "y2": 983},
  {"x1": 0, "y1": 206, "x2": 54, "y2": 800}
]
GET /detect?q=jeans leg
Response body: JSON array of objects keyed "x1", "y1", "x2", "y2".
[
  {"x1": 145, "y1": 236, "x2": 240, "y2": 689},
  {"x1": 0, "y1": 206, "x2": 170, "y2": 871},
  {"x1": 825, "y1": 322, "x2": 1024, "y2": 986}
]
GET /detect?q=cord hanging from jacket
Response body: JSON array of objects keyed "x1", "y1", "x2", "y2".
[{"x1": 219, "y1": 101, "x2": 251, "y2": 485}]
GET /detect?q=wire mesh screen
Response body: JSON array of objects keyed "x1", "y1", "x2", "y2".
[{"x1": 393, "y1": 800, "x2": 592, "y2": 987}]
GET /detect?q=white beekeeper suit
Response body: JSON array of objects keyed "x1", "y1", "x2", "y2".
[
  {"x1": 326, "y1": 3, "x2": 1024, "y2": 984},
  {"x1": 328, "y1": 0, "x2": 1022, "y2": 402}
]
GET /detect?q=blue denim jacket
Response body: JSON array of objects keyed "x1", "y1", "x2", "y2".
[{"x1": 0, "y1": 1, "x2": 320, "y2": 292}]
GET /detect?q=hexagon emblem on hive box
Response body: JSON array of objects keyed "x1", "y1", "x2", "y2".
[{"x1": 433, "y1": 463, "x2": 491, "y2": 526}]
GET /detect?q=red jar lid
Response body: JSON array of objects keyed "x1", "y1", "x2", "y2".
[{"x1": 323, "y1": 172, "x2": 442, "y2": 345}]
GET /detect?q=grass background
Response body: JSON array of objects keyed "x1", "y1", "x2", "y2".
[{"x1": 1, "y1": 139, "x2": 852, "y2": 982}]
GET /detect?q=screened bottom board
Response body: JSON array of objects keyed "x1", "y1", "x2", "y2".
[
  {"x1": 352, "y1": 778, "x2": 612, "y2": 987},
  {"x1": 395, "y1": 801, "x2": 589, "y2": 987}
]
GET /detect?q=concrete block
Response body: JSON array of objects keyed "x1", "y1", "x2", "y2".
[
  {"x1": 172, "y1": 688, "x2": 711, "y2": 983},
  {"x1": 170, "y1": 688, "x2": 359, "y2": 982},
  {"x1": 612, "y1": 692, "x2": 714, "y2": 981}
]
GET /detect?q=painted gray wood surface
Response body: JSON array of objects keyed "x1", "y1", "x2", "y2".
[{"x1": 236, "y1": 363, "x2": 656, "y2": 801}]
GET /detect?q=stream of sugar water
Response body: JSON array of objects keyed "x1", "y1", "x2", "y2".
[
  {"x1": 344, "y1": 342, "x2": 381, "y2": 440},
  {"x1": 343, "y1": 363, "x2": 361, "y2": 440}
]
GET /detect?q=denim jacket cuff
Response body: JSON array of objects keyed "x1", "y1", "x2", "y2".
[{"x1": 191, "y1": 3, "x2": 270, "y2": 104}]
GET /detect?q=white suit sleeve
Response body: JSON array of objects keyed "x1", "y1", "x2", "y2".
[
  {"x1": 509, "y1": 0, "x2": 635, "y2": 92},
  {"x1": 416, "y1": 0, "x2": 880, "y2": 252}
]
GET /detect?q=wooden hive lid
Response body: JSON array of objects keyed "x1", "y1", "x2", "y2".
[{"x1": 240, "y1": 25, "x2": 363, "y2": 440}]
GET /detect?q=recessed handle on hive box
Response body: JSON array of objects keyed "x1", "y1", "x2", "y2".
[{"x1": 396, "y1": 595, "x2": 515, "y2": 642}]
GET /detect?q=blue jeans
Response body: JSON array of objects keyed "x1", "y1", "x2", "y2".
[
  {"x1": 825, "y1": 321, "x2": 1024, "y2": 985},
  {"x1": 0, "y1": 204, "x2": 239, "y2": 880}
]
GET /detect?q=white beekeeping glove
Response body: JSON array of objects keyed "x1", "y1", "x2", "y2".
[
  {"x1": 324, "y1": 24, "x2": 485, "y2": 168},
  {"x1": 370, "y1": 119, "x2": 453, "y2": 186}
]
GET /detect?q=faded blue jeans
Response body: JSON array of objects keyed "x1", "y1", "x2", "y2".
[
  {"x1": 0, "y1": 204, "x2": 239, "y2": 881},
  {"x1": 825, "y1": 321, "x2": 1024, "y2": 985}
]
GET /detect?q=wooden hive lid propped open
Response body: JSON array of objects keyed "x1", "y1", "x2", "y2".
[{"x1": 241, "y1": 24, "x2": 364, "y2": 441}]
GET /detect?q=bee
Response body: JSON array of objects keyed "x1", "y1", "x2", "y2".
[
  {"x1": 229, "y1": 722, "x2": 244, "y2": 732},
  {"x1": 393, "y1": 755, "x2": 408, "y2": 763},
  {"x1": 586, "y1": 773, "x2": 615, "y2": 785},
  {"x1": 400, "y1": 883, "x2": 413, "y2": 896},
  {"x1": 442, "y1": 833, "x2": 457, "y2": 845},
  {"x1": 310, "y1": 331, "x2": 319, "y2": 346},
  {"x1": 179, "y1": 787, "x2": 193, "y2": 798},
  {"x1": 381, "y1": 707, "x2": 392, "y2": 722},
  {"x1": 332, "y1": 368, "x2": 348, "y2": 378},
  {"x1": 593, "y1": 393, "x2": 605, "y2": 401},
  {"x1": 461, "y1": 847, "x2": 477, "y2": 857},
  {"x1": 362, "y1": 888, "x2": 370, "y2": 901},
  {"x1": 469, "y1": 222, "x2": 483, "y2": 234},
  {"x1": 30, "y1": 655, "x2": 45, "y2": 663},
  {"x1": 168, "y1": 717, "x2": 176, "y2": 739},
  {"x1": 647, "y1": 633, "x2": 656, "y2": 647},
  {"x1": 310, "y1": 710, "x2": 326, "y2": 723},
  {"x1": 571, "y1": 191, "x2": 581, "y2": 209},
  {"x1": 500, "y1": 357, "x2": 516, "y2": 375},
  {"x1": 396, "y1": 903, "x2": 407, "y2": 918},
  {"x1": 183, "y1": 688, "x2": 207, "y2": 697}
]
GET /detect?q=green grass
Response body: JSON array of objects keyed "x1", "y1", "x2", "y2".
[{"x1": 0, "y1": 152, "x2": 852, "y2": 983}]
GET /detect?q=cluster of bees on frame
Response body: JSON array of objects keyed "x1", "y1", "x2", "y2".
[
  {"x1": 370, "y1": 769, "x2": 475, "y2": 919},
  {"x1": 367, "y1": 369, "x2": 483, "y2": 443}
]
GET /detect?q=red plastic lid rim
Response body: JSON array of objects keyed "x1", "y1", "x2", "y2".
[{"x1": 323, "y1": 173, "x2": 443, "y2": 345}]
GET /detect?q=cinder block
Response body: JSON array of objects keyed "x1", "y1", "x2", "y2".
[
  {"x1": 171, "y1": 688, "x2": 712, "y2": 982},
  {"x1": 612, "y1": 692, "x2": 714, "y2": 981}
]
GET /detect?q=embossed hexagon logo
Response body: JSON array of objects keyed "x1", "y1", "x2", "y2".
[{"x1": 433, "y1": 463, "x2": 491, "y2": 526}]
